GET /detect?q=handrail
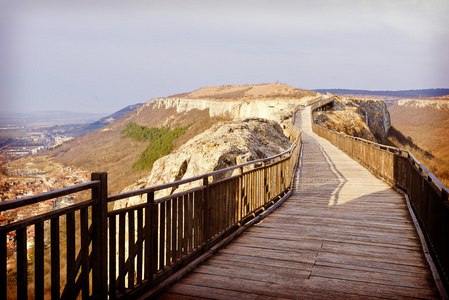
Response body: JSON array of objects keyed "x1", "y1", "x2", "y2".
[
  {"x1": 0, "y1": 180, "x2": 100, "y2": 211},
  {"x1": 311, "y1": 99, "x2": 449, "y2": 294},
  {"x1": 109, "y1": 134, "x2": 300, "y2": 203}
]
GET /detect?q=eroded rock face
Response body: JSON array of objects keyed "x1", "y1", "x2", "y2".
[
  {"x1": 151, "y1": 96, "x2": 317, "y2": 124},
  {"x1": 113, "y1": 118, "x2": 292, "y2": 209},
  {"x1": 398, "y1": 99, "x2": 449, "y2": 110},
  {"x1": 343, "y1": 98, "x2": 391, "y2": 139},
  {"x1": 313, "y1": 97, "x2": 391, "y2": 141}
]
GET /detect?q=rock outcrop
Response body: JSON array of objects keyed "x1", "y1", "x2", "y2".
[
  {"x1": 150, "y1": 97, "x2": 309, "y2": 124},
  {"x1": 398, "y1": 99, "x2": 449, "y2": 110},
  {"x1": 113, "y1": 118, "x2": 292, "y2": 209},
  {"x1": 145, "y1": 84, "x2": 319, "y2": 124},
  {"x1": 313, "y1": 97, "x2": 391, "y2": 141}
]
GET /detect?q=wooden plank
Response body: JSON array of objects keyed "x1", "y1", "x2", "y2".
[
  {"x1": 310, "y1": 264, "x2": 435, "y2": 289},
  {"x1": 167, "y1": 282, "x2": 280, "y2": 300},
  {"x1": 0, "y1": 232, "x2": 6, "y2": 300},
  {"x1": 177, "y1": 196, "x2": 183, "y2": 260},
  {"x1": 158, "y1": 292, "x2": 209, "y2": 300},
  {"x1": 108, "y1": 214, "x2": 116, "y2": 299},
  {"x1": 128, "y1": 210, "x2": 135, "y2": 289},
  {"x1": 171, "y1": 198, "x2": 178, "y2": 262},
  {"x1": 51, "y1": 217, "x2": 60, "y2": 299},
  {"x1": 66, "y1": 212, "x2": 76, "y2": 297},
  {"x1": 118, "y1": 213, "x2": 125, "y2": 293},
  {"x1": 81, "y1": 207, "x2": 90, "y2": 299},
  {"x1": 35, "y1": 223, "x2": 44, "y2": 300},
  {"x1": 208, "y1": 258, "x2": 311, "y2": 279},
  {"x1": 137, "y1": 208, "x2": 143, "y2": 283},
  {"x1": 315, "y1": 252, "x2": 431, "y2": 276},
  {"x1": 218, "y1": 244, "x2": 317, "y2": 265},
  {"x1": 212, "y1": 252, "x2": 314, "y2": 272},
  {"x1": 230, "y1": 235, "x2": 323, "y2": 252},
  {"x1": 16, "y1": 228, "x2": 27, "y2": 300},
  {"x1": 245, "y1": 227, "x2": 421, "y2": 250},
  {"x1": 165, "y1": 200, "x2": 172, "y2": 265},
  {"x1": 178, "y1": 272, "x2": 383, "y2": 300}
]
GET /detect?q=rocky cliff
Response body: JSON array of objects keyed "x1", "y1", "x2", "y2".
[
  {"x1": 398, "y1": 99, "x2": 449, "y2": 110},
  {"x1": 113, "y1": 118, "x2": 292, "y2": 209},
  {"x1": 313, "y1": 97, "x2": 391, "y2": 141},
  {"x1": 151, "y1": 84, "x2": 318, "y2": 124}
]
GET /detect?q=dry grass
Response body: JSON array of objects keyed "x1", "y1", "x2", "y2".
[
  {"x1": 167, "y1": 83, "x2": 316, "y2": 101},
  {"x1": 37, "y1": 105, "x2": 229, "y2": 195},
  {"x1": 385, "y1": 104, "x2": 449, "y2": 187}
]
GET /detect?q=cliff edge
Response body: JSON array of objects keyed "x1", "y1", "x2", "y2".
[
  {"x1": 313, "y1": 97, "x2": 391, "y2": 141},
  {"x1": 114, "y1": 118, "x2": 292, "y2": 209}
]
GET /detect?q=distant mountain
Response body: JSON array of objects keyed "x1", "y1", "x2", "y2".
[
  {"x1": 314, "y1": 88, "x2": 449, "y2": 99},
  {"x1": 43, "y1": 103, "x2": 143, "y2": 137},
  {"x1": 79, "y1": 103, "x2": 143, "y2": 134}
]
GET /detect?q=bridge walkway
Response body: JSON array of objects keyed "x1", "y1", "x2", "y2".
[{"x1": 157, "y1": 107, "x2": 439, "y2": 299}]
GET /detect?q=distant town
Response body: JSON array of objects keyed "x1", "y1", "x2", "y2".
[{"x1": 0, "y1": 127, "x2": 91, "y2": 267}]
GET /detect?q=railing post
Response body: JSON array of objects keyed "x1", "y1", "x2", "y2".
[
  {"x1": 146, "y1": 191, "x2": 157, "y2": 282},
  {"x1": 91, "y1": 172, "x2": 108, "y2": 298},
  {"x1": 202, "y1": 177, "x2": 210, "y2": 249},
  {"x1": 262, "y1": 162, "x2": 267, "y2": 204},
  {"x1": 238, "y1": 167, "x2": 244, "y2": 220}
]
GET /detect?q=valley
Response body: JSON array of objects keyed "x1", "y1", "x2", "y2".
[{"x1": 385, "y1": 97, "x2": 449, "y2": 187}]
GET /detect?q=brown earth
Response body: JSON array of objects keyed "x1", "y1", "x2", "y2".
[
  {"x1": 385, "y1": 101, "x2": 449, "y2": 187},
  {"x1": 168, "y1": 83, "x2": 316, "y2": 100},
  {"x1": 29, "y1": 83, "x2": 316, "y2": 195},
  {"x1": 35, "y1": 105, "x2": 229, "y2": 195}
]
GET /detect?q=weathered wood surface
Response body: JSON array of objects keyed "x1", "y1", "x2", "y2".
[{"x1": 158, "y1": 107, "x2": 439, "y2": 299}]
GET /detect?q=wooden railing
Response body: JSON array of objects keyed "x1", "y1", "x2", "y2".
[
  {"x1": 311, "y1": 99, "x2": 449, "y2": 293},
  {"x1": 0, "y1": 174, "x2": 108, "y2": 299},
  {"x1": 0, "y1": 130, "x2": 302, "y2": 299}
]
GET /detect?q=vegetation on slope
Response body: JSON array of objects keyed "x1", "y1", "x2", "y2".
[
  {"x1": 121, "y1": 122, "x2": 190, "y2": 171},
  {"x1": 384, "y1": 104, "x2": 449, "y2": 187},
  {"x1": 41, "y1": 105, "x2": 229, "y2": 194}
]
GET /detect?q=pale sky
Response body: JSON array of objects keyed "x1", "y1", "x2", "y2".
[{"x1": 1, "y1": 0, "x2": 448, "y2": 113}]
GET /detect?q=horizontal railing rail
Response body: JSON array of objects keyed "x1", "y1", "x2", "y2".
[{"x1": 311, "y1": 99, "x2": 449, "y2": 293}]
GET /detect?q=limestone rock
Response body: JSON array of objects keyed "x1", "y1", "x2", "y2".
[
  {"x1": 113, "y1": 118, "x2": 292, "y2": 209},
  {"x1": 151, "y1": 96, "x2": 317, "y2": 124},
  {"x1": 313, "y1": 97, "x2": 391, "y2": 141},
  {"x1": 398, "y1": 99, "x2": 449, "y2": 110}
]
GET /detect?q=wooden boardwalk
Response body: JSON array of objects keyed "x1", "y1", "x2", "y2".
[{"x1": 157, "y1": 107, "x2": 439, "y2": 299}]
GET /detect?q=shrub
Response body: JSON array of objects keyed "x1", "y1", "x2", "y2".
[{"x1": 121, "y1": 122, "x2": 190, "y2": 171}]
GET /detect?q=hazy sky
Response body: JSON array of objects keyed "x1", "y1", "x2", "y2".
[{"x1": 1, "y1": 0, "x2": 448, "y2": 113}]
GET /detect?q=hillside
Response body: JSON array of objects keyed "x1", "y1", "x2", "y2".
[
  {"x1": 385, "y1": 97, "x2": 449, "y2": 187},
  {"x1": 35, "y1": 84, "x2": 316, "y2": 195},
  {"x1": 114, "y1": 118, "x2": 292, "y2": 209},
  {"x1": 42, "y1": 103, "x2": 144, "y2": 137},
  {"x1": 40, "y1": 106, "x2": 227, "y2": 194}
]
